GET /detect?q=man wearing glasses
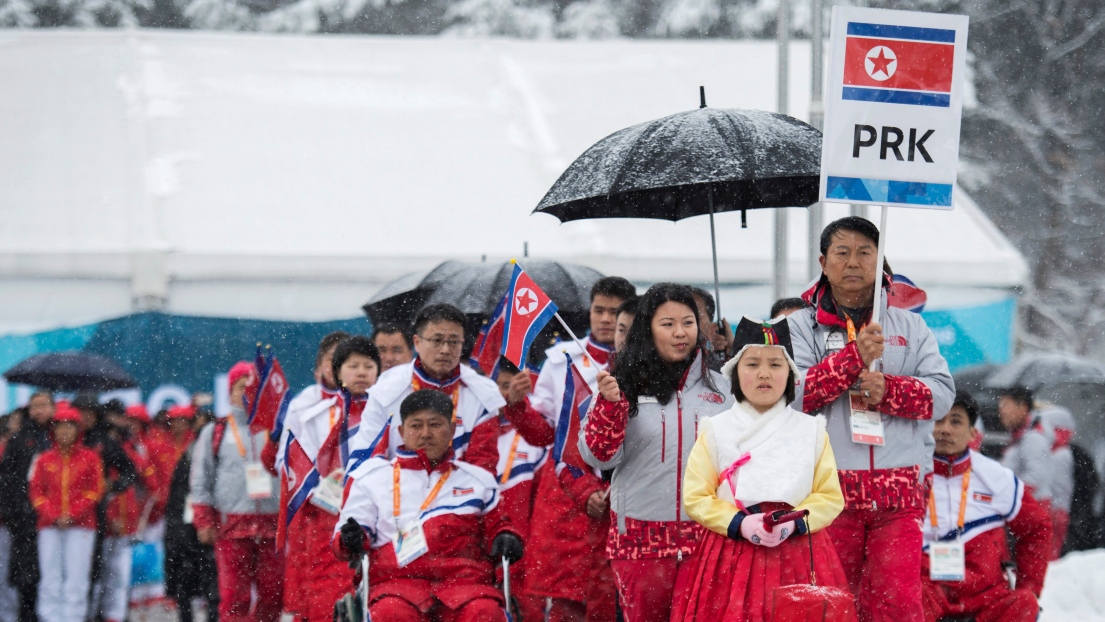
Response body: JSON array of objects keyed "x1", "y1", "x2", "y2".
[{"x1": 346, "y1": 304, "x2": 505, "y2": 478}]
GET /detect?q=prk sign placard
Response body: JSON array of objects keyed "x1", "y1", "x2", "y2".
[{"x1": 820, "y1": 7, "x2": 969, "y2": 209}]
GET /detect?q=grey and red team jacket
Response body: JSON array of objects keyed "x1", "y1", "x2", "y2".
[
  {"x1": 790, "y1": 280, "x2": 955, "y2": 511},
  {"x1": 579, "y1": 350, "x2": 733, "y2": 560}
]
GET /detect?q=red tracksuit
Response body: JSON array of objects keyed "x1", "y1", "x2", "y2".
[{"x1": 30, "y1": 443, "x2": 105, "y2": 530}]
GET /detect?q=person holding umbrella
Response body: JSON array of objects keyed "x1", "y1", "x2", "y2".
[
  {"x1": 0, "y1": 391, "x2": 55, "y2": 622},
  {"x1": 789, "y1": 217, "x2": 954, "y2": 622},
  {"x1": 579, "y1": 283, "x2": 733, "y2": 622}
]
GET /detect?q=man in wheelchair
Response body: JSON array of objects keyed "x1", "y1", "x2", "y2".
[
  {"x1": 333, "y1": 389, "x2": 523, "y2": 622},
  {"x1": 921, "y1": 391, "x2": 1052, "y2": 622}
]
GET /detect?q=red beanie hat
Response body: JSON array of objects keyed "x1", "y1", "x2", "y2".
[
  {"x1": 53, "y1": 401, "x2": 83, "y2": 424},
  {"x1": 228, "y1": 361, "x2": 254, "y2": 391},
  {"x1": 167, "y1": 404, "x2": 195, "y2": 419},
  {"x1": 126, "y1": 404, "x2": 151, "y2": 423}
]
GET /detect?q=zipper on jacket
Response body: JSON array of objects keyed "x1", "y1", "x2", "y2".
[
  {"x1": 870, "y1": 445, "x2": 878, "y2": 511},
  {"x1": 660, "y1": 409, "x2": 666, "y2": 463},
  {"x1": 676, "y1": 390, "x2": 683, "y2": 522},
  {"x1": 694, "y1": 408, "x2": 699, "y2": 438}
]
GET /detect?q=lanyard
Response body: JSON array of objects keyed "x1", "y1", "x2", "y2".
[
  {"x1": 846, "y1": 316, "x2": 863, "y2": 343},
  {"x1": 227, "y1": 419, "x2": 249, "y2": 459},
  {"x1": 500, "y1": 432, "x2": 522, "y2": 484},
  {"x1": 393, "y1": 461, "x2": 453, "y2": 518},
  {"x1": 928, "y1": 468, "x2": 971, "y2": 538}
]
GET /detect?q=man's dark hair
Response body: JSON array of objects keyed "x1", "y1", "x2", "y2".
[
  {"x1": 373, "y1": 323, "x2": 413, "y2": 349},
  {"x1": 689, "y1": 287, "x2": 716, "y2": 321},
  {"x1": 497, "y1": 357, "x2": 521, "y2": 376},
  {"x1": 999, "y1": 385, "x2": 1034, "y2": 408},
  {"x1": 819, "y1": 216, "x2": 880, "y2": 256},
  {"x1": 331, "y1": 336, "x2": 382, "y2": 387},
  {"x1": 730, "y1": 366, "x2": 797, "y2": 406},
  {"x1": 315, "y1": 331, "x2": 351, "y2": 371},
  {"x1": 952, "y1": 390, "x2": 981, "y2": 426},
  {"x1": 770, "y1": 297, "x2": 809, "y2": 319},
  {"x1": 103, "y1": 399, "x2": 126, "y2": 416},
  {"x1": 616, "y1": 297, "x2": 639, "y2": 317},
  {"x1": 72, "y1": 394, "x2": 101, "y2": 416},
  {"x1": 591, "y1": 277, "x2": 636, "y2": 303},
  {"x1": 413, "y1": 304, "x2": 467, "y2": 336},
  {"x1": 400, "y1": 389, "x2": 454, "y2": 422}
]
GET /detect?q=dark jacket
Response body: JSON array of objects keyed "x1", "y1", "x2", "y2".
[
  {"x1": 165, "y1": 442, "x2": 217, "y2": 601},
  {"x1": 0, "y1": 420, "x2": 52, "y2": 587}
]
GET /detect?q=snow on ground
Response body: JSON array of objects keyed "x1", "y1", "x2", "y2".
[{"x1": 1041, "y1": 549, "x2": 1105, "y2": 621}]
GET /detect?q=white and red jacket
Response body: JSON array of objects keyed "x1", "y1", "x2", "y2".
[
  {"x1": 922, "y1": 450, "x2": 1051, "y2": 598},
  {"x1": 333, "y1": 447, "x2": 514, "y2": 610},
  {"x1": 347, "y1": 360, "x2": 504, "y2": 478}
]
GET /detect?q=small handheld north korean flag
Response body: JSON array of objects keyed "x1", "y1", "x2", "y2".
[
  {"x1": 245, "y1": 346, "x2": 292, "y2": 437},
  {"x1": 469, "y1": 295, "x2": 507, "y2": 377},
  {"x1": 888, "y1": 274, "x2": 927, "y2": 313},
  {"x1": 842, "y1": 22, "x2": 956, "y2": 108},
  {"x1": 500, "y1": 261, "x2": 558, "y2": 369}
]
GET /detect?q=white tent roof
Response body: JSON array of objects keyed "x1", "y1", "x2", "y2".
[{"x1": 0, "y1": 30, "x2": 1027, "y2": 331}]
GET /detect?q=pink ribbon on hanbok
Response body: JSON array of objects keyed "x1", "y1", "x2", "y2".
[{"x1": 718, "y1": 452, "x2": 752, "y2": 513}]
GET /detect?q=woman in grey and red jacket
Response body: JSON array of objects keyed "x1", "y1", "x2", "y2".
[
  {"x1": 579, "y1": 283, "x2": 733, "y2": 622},
  {"x1": 789, "y1": 216, "x2": 954, "y2": 622}
]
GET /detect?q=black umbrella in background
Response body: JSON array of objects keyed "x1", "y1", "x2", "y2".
[
  {"x1": 363, "y1": 260, "x2": 604, "y2": 362},
  {"x1": 534, "y1": 88, "x2": 822, "y2": 318},
  {"x1": 4, "y1": 351, "x2": 138, "y2": 391}
]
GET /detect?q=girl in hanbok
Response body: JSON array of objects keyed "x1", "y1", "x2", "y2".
[{"x1": 671, "y1": 317, "x2": 854, "y2": 622}]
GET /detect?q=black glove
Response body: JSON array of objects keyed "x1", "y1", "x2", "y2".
[
  {"x1": 490, "y1": 532, "x2": 524, "y2": 564},
  {"x1": 340, "y1": 518, "x2": 365, "y2": 558}
]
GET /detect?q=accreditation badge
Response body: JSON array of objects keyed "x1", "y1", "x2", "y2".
[
  {"x1": 849, "y1": 392, "x2": 885, "y2": 446},
  {"x1": 394, "y1": 520, "x2": 429, "y2": 567},
  {"x1": 929, "y1": 542, "x2": 966, "y2": 582},
  {"x1": 310, "y1": 469, "x2": 345, "y2": 515},
  {"x1": 825, "y1": 331, "x2": 845, "y2": 354},
  {"x1": 244, "y1": 462, "x2": 274, "y2": 500}
]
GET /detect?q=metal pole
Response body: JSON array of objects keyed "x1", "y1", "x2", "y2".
[
  {"x1": 850, "y1": 0, "x2": 866, "y2": 220},
  {"x1": 707, "y1": 186, "x2": 722, "y2": 322},
  {"x1": 808, "y1": 0, "x2": 824, "y2": 281},
  {"x1": 774, "y1": 0, "x2": 790, "y2": 301},
  {"x1": 868, "y1": 205, "x2": 888, "y2": 371}
]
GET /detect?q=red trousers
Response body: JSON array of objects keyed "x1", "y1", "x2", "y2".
[
  {"x1": 215, "y1": 537, "x2": 285, "y2": 622},
  {"x1": 369, "y1": 595, "x2": 504, "y2": 621},
  {"x1": 922, "y1": 582, "x2": 1038, "y2": 622},
  {"x1": 609, "y1": 558, "x2": 685, "y2": 622},
  {"x1": 1051, "y1": 509, "x2": 1069, "y2": 560},
  {"x1": 828, "y1": 508, "x2": 924, "y2": 622}
]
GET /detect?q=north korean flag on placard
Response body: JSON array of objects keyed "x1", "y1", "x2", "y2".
[
  {"x1": 842, "y1": 22, "x2": 956, "y2": 108},
  {"x1": 500, "y1": 262, "x2": 558, "y2": 369},
  {"x1": 246, "y1": 347, "x2": 292, "y2": 436},
  {"x1": 469, "y1": 294, "x2": 507, "y2": 377},
  {"x1": 888, "y1": 273, "x2": 927, "y2": 313}
]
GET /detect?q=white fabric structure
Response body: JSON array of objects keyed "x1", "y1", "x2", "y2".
[{"x1": 0, "y1": 30, "x2": 1028, "y2": 332}]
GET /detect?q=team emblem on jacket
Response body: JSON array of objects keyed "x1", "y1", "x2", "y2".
[
  {"x1": 885, "y1": 335, "x2": 909, "y2": 347},
  {"x1": 972, "y1": 492, "x2": 992, "y2": 504},
  {"x1": 699, "y1": 392, "x2": 724, "y2": 404},
  {"x1": 452, "y1": 487, "x2": 474, "y2": 496}
]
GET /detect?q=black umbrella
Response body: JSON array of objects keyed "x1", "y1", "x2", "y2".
[
  {"x1": 4, "y1": 351, "x2": 138, "y2": 391},
  {"x1": 534, "y1": 88, "x2": 822, "y2": 317},
  {"x1": 364, "y1": 260, "x2": 604, "y2": 357},
  {"x1": 983, "y1": 352, "x2": 1105, "y2": 391}
]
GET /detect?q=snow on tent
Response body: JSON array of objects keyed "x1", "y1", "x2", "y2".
[{"x1": 0, "y1": 31, "x2": 1026, "y2": 365}]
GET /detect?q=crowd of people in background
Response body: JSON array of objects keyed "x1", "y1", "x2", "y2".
[{"x1": 0, "y1": 215, "x2": 1083, "y2": 622}]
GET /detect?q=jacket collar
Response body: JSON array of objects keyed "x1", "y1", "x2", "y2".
[
  {"x1": 933, "y1": 450, "x2": 972, "y2": 478},
  {"x1": 585, "y1": 336, "x2": 614, "y2": 366},
  {"x1": 396, "y1": 445, "x2": 455, "y2": 474},
  {"x1": 801, "y1": 275, "x2": 890, "y2": 330},
  {"x1": 412, "y1": 358, "x2": 462, "y2": 392}
]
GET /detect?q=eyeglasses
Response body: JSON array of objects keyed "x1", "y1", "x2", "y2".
[{"x1": 421, "y1": 336, "x2": 463, "y2": 350}]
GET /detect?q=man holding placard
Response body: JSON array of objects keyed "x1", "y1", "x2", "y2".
[{"x1": 790, "y1": 216, "x2": 954, "y2": 622}]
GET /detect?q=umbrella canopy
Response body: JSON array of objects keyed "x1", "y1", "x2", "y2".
[
  {"x1": 534, "y1": 106, "x2": 821, "y2": 225},
  {"x1": 363, "y1": 260, "x2": 604, "y2": 345},
  {"x1": 983, "y1": 352, "x2": 1105, "y2": 391},
  {"x1": 4, "y1": 351, "x2": 138, "y2": 391}
]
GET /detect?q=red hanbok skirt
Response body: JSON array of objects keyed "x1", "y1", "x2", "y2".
[{"x1": 670, "y1": 527, "x2": 855, "y2": 622}]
